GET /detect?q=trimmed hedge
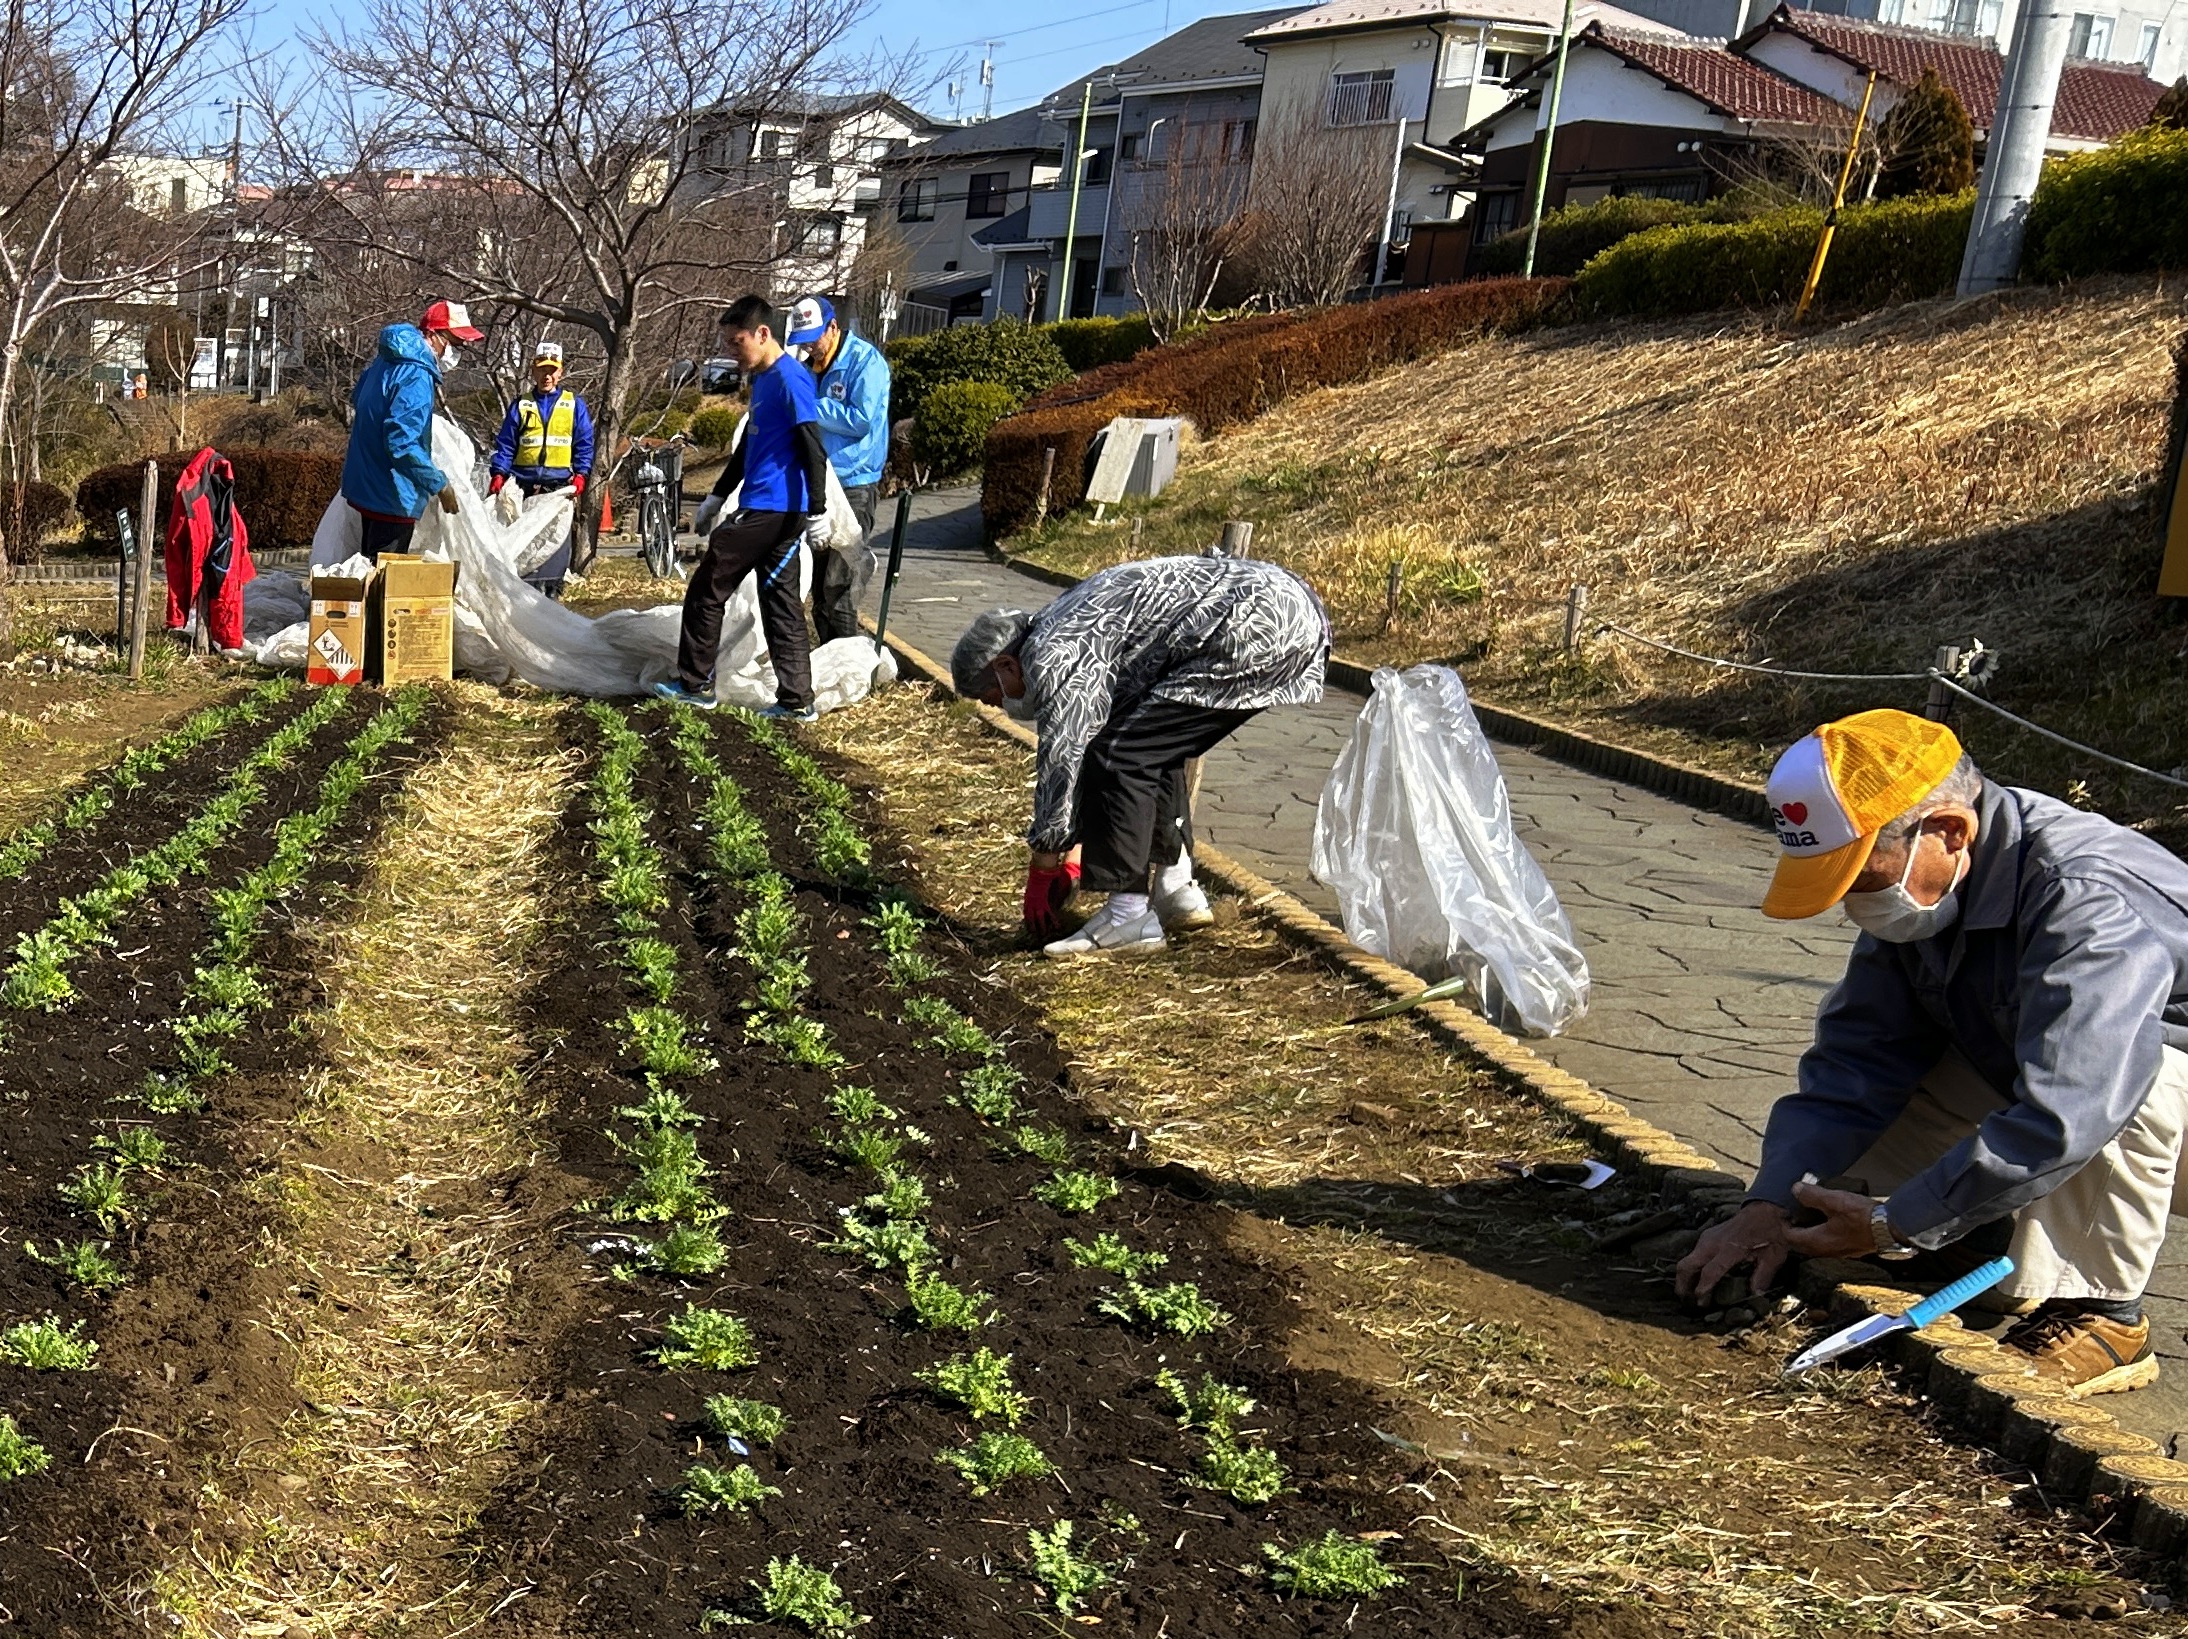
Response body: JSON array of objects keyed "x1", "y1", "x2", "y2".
[
  {"x1": 982, "y1": 277, "x2": 1570, "y2": 537},
  {"x1": 1, "y1": 482, "x2": 73, "y2": 564},
  {"x1": 1572, "y1": 193, "x2": 1972, "y2": 317},
  {"x1": 1475, "y1": 196, "x2": 1704, "y2": 278},
  {"x1": 689, "y1": 406, "x2": 741, "y2": 447},
  {"x1": 886, "y1": 319, "x2": 1073, "y2": 427},
  {"x1": 912, "y1": 380, "x2": 1021, "y2": 477},
  {"x1": 1044, "y1": 315, "x2": 1156, "y2": 372},
  {"x1": 2024, "y1": 127, "x2": 2188, "y2": 281},
  {"x1": 77, "y1": 450, "x2": 344, "y2": 551}
]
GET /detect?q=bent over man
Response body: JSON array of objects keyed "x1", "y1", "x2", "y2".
[
  {"x1": 1677, "y1": 709, "x2": 2188, "y2": 1396},
  {"x1": 950, "y1": 554, "x2": 1329, "y2": 960},
  {"x1": 488, "y1": 339, "x2": 595, "y2": 598}
]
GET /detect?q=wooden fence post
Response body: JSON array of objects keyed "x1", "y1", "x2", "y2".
[
  {"x1": 1381, "y1": 559, "x2": 1405, "y2": 634},
  {"x1": 113, "y1": 509, "x2": 133, "y2": 646},
  {"x1": 1033, "y1": 447, "x2": 1056, "y2": 527},
  {"x1": 1925, "y1": 643, "x2": 1962, "y2": 722},
  {"x1": 1562, "y1": 583, "x2": 1590, "y2": 654},
  {"x1": 127, "y1": 461, "x2": 156, "y2": 681},
  {"x1": 1219, "y1": 519, "x2": 1253, "y2": 557}
]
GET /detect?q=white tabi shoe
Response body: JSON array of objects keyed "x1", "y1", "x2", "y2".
[
  {"x1": 1042, "y1": 901, "x2": 1168, "y2": 960},
  {"x1": 1153, "y1": 879, "x2": 1214, "y2": 930}
]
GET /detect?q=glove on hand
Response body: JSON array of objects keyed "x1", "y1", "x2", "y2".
[
  {"x1": 569, "y1": 473, "x2": 587, "y2": 496},
  {"x1": 436, "y1": 484, "x2": 461, "y2": 515},
  {"x1": 487, "y1": 474, "x2": 506, "y2": 494},
  {"x1": 692, "y1": 493, "x2": 724, "y2": 538},
  {"x1": 1022, "y1": 860, "x2": 1081, "y2": 938}
]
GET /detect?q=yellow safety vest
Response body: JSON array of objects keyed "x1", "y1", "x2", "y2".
[{"x1": 515, "y1": 393, "x2": 576, "y2": 471}]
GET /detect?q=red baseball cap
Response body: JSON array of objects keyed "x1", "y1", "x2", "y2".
[{"x1": 421, "y1": 299, "x2": 484, "y2": 343}]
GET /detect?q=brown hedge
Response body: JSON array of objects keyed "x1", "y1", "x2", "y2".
[
  {"x1": 76, "y1": 449, "x2": 345, "y2": 552},
  {"x1": 1, "y1": 482, "x2": 73, "y2": 564},
  {"x1": 981, "y1": 277, "x2": 1573, "y2": 537}
]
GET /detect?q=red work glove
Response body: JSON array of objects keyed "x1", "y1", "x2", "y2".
[
  {"x1": 570, "y1": 474, "x2": 587, "y2": 496},
  {"x1": 1023, "y1": 859, "x2": 1081, "y2": 937},
  {"x1": 487, "y1": 473, "x2": 506, "y2": 494}
]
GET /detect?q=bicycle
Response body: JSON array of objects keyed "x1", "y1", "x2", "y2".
[{"x1": 633, "y1": 436, "x2": 686, "y2": 581}]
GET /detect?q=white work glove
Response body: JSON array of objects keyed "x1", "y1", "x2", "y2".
[
  {"x1": 692, "y1": 492, "x2": 724, "y2": 538},
  {"x1": 436, "y1": 484, "x2": 460, "y2": 515},
  {"x1": 494, "y1": 484, "x2": 521, "y2": 527}
]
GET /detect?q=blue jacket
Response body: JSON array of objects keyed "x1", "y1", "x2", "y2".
[
  {"x1": 811, "y1": 328, "x2": 889, "y2": 487},
  {"x1": 342, "y1": 324, "x2": 448, "y2": 519},
  {"x1": 490, "y1": 387, "x2": 596, "y2": 486}
]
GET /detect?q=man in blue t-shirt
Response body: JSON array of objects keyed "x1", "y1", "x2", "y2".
[{"x1": 656, "y1": 294, "x2": 829, "y2": 718}]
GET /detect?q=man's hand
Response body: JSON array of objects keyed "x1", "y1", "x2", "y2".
[
  {"x1": 437, "y1": 484, "x2": 461, "y2": 515},
  {"x1": 1676, "y1": 1201, "x2": 1794, "y2": 1303},
  {"x1": 692, "y1": 493, "x2": 723, "y2": 537},
  {"x1": 1782, "y1": 1178, "x2": 1883, "y2": 1260},
  {"x1": 1023, "y1": 856, "x2": 1081, "y2": 937},
  {"x1": 570, "y1": 473, "x2": 587, "y2": 496},
  {"x1": 487, "y1": 473, "x2": 506, "y2": 495}
]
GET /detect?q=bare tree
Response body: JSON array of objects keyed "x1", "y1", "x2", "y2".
[
  {"x1": 0, "y1": 0, "x2": 248, "y2": 649},
  {"x1": 1125, "y1": 114, "x2": 1249, "y2": 342},
  {"x1": 260, "y1": 0, "x2": 876, "y2": 569},
  {"x1": 1232, "y1": 95, "x2": 1386, "y2": 310}
]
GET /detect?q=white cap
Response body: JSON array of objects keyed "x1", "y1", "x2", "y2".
[{"x1": 534, "y1": 341, "x2": 564, "y2": 364}]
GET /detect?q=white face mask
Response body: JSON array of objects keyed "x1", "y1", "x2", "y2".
[
  {"x1": 1000, "y1": 688, "x2": 1038, "y2": 723},
  {"x1": 440, "y1": 343, "x2": 461, "y2": 369},
  {"x1": 1843, "y1": 833, "x2": 1969, "y2": 943}
]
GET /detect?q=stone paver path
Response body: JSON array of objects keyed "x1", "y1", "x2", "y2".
[{"x1": 863, "y1": 487, "x2": 2188, "y2": 1445}]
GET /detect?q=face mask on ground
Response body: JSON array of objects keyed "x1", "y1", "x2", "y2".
[{"x1": 1843, "y1": 834, "x2": 1968, "y2": 943}]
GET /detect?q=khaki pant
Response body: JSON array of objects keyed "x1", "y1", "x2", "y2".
[{"x1": 1851, "y1": 1045, "x2": 2188, "y2": 1304}]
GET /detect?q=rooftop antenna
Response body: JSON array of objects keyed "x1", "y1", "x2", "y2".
[
  {"x1": 948, "y1": 76, "x2": 964, "y2": 119},
  {"x1": 980, "y1": 45, "x2": 995, "y2": 119}
]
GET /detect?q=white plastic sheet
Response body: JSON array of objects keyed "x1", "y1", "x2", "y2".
[
  {"x1": 245, "y1": 416, "x2": 892, "y2": 707},
  {"x1": 1310, "y1": 664, "x2": 1589, "y2": 1037}
]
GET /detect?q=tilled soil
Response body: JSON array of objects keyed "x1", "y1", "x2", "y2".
[
  {"x1": 0, "y1": 688, "x2": 450, "y2": 1632},
  {"x1": 483, "y1": 706, "x2": 1623, "y2": 1639}
]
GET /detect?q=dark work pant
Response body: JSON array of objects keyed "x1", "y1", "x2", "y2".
[
  {"x1": 517, "y1": 479, "x2": 573, "y2": 598},
  {"x1": 1077, "y1": 698, "x2": 1260, "y2": 892},
  {"x1": 811, "y1": 482, "x2": 878, "y2": 643},
  {"x1": 358, "y1": 513, "x2": 417, "y2": 563},
  {"x1": 678, "y1": 509, "x2": 811, "y2": 709}
]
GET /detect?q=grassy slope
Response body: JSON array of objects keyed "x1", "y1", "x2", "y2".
[{"x1": 1012, "y1": 276, "x2": 2188, "y2": 839}]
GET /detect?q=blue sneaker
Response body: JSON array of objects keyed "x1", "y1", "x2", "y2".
[
  {"x1": 652, "y1": 680, "x2": 717, "y2": 709},
  {"x1": 757, "y1": 702, "x2": 818, "y2": 723}
]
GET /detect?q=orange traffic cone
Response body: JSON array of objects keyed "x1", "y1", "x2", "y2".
[{"x1": 599, "y1": 485, "x2": 614, "y2": 533}]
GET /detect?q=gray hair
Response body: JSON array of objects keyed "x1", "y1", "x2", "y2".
[
  {"x1": 1875, "y1": 752, "x2": 1984, "y2": 849},
  {"x1": 951, "y1": 607, "x2": 1033, "y2": 698}
]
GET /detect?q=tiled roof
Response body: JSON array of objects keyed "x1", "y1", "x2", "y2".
[
  {"x1": 1587, "y1": 24, "x2": 1848, "y2": 121},
  {"x1": 1754, "y1": 7, "x2": 2163, "y2": 140},
  {"x1": 1244, "y1": 0, "x2": 1671, "y2": 42}
]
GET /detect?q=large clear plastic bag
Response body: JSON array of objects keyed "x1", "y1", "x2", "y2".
[
  {"x1": 247, "y1": 416, "x2": 891, "y2": 708},
  {"x1": 1310, "y1": 664, "x2": 1589, "y2": 1037}
]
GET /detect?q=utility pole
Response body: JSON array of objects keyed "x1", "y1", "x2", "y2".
[
  {"x1": 1056, "y1": 80, "x2": 1095, "y2": 323},
  {"x1": 981, "y1": 46, "x2": 996, "y2": 120},
  {"x1": 1372, "y1": 116, "x2": 1411, "y2": 289},
  {"x1": 216, "y1": 100, "x2": 242, "y2": 389},
  {"x1": 1520, "y1": 0, "x2": 1577, "y2": 279},
  {"x1": 1959, "y1": 0, "x2": 2071, "y2": 292}
]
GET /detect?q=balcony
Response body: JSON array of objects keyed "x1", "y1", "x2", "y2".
[{"x1": 1025, "y1": 182, "x2": 1108, "y2": 242}]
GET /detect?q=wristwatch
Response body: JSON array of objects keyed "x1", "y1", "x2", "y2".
[{"x1": 1870, "y1": 1200, "x2": 1916, "y2": 1261}]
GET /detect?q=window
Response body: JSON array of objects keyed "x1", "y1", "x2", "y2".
[
  {"x1": 856, "y1": 136, "x2": 894, "y2": 162},
  {"x1": 1979, "y1": 0, "x2": 2003, "y2": 33},
  {"x1": 2068, "y1": 11, "x2": 2114, "y2": 55},
  {"x1": 1084, "y1": 145, "x2": 1113, "y2": 186},
  {"x1": 1438, "y1": 34, "x2": 1481, "y2": 85},
  {"x1": 1120, "y1": 131, "x2": 1143, "y2": 162},
  {"x1": 758, "y1": 128, "x2": 791, "y2": 160},
  {"x1": 1100, "y1": 265, "x2": 1126, "y2": 295},
  {"x1": 170, "y1": 177, "x2": 189, "y2": 213},
  {"x1": 967, "y1": 170, "x2": 1010, "y2": 218},
  {"x1": 812, "y1": 162, "x2": 835, "y2": 188},
  {"x1": 1474, "y1": 190, "x2": 1520, "y2": 241},
  {"x1": 1327, "y1": 67, "x2": 1395, "y2": 126},
  {"x1": 897, "y1": 177, "x2": 937, "y2": 222},
  {"x1": 797, "y1": 216, "x2": 842, "y2": 254},
  {"x1": 1479, "y1": 49, "x2": 1520, "y2": 81},
  {"x1": 1177, "y1": 119, "x2": 1256, "y2": 165},
  {"x1": 1876, "y1": 0, "x2": 1904, "y2": 20},
  {"x1": 2142, "y1": 19, "x2": 2162, "y2": 63}
]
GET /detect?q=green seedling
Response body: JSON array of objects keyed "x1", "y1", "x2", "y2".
[
  {"x1": 810, "y1": 811, "x2": 872, "y2": 878},
  {"x1": 956, "y1": 1062, "x2": 1024, "y2": 1123},
  {"x1": 174, "y1": 1005, "x2": 247, "y2": 1044},
  {"x1": 936, "y1": 1430, "x2": 1053, "y2": 1495},
  {"x1": 0, "y1": 1414, "x2": 51, "y2": 1481},
  {"x1": 96, "y1": 1128, "x2": 169, "y2": 1171},
  {"x1": 750, "y1": 1555, "x2": 865, "y2": 1636},
  {"x1": 1064, "y1": 1234, "x2": 1167, "y2": 1280},
  {"x1": 1263, "y1": 1531, "x2": 1405, "y2": 1599},
  {"x1": 865, "y1": 901, "x2": 922, "y2": 951},
  {"x1": 754, "y1": 966, "x2": 809, "y2": 1019},
  {"x1": 1033, "y1": 1170, "x2": 1118, "y2": 1215},
  {"x1": 654, "y1": 1305, "x2": 759, "y2": 1371},
  {"x1": 24, "y1": 1239, "x2": 129, "y2": 1293},
  {"x1": 735, "y1": 883, "x2": 802, "y2": 964},
  {"x1": 863, "y1": 1172, "x2": 930, "y2": 1222},
  {"x1": 826, "y1": 1085, "x2": 895, "y2": 1125},
  {"x1": 886, "y1": 948, "x2": 942, "y2": 986},
  {"x1": 187, "y1": 962, "x2": 268, "y2": 1011},
  {"x1": 703, "y1": 1395, "x2": 788, "y2": 1444},
  {"x1": 1097, "y1": 1280, "x2": 1231, "y2": 1338},
  {"x1": 646, "y1": 1224, "x2": 728, "y2": 1276},
  {"x1": 917, "y1": 1348, "x2": 1028, "y2": 1424},
  {"x1": 617, "y1": 1086, "x2": 701, "y2": 1128},
  {"x1": 764, "y1": 1014, "x2": 842, "y2": 1068},
  {"x1": 900, "y1": 995, "x2": 956, "y2": 1030},
  {"x1": 3, "y1": 928, "x2": 75, "y2": 1011},
  {"x1": 834, "y1": 1126, "x2": 903, "y2": 1173},
  {"x1": 826, "y1": 1214, "x2": 933, "y2": 1271},
  {"x1": 618, "y1": 937, "x2": 681, "y2": 1003},
  {"x1": 618, "y1": 1007, "x2": 719, "y2": 1080},
  {"x1": 1026, "y1": 1521, "x2": 1111, "y2": 1615},
  {"x1": 1012, "y1": 1125, "x2": 1072, "y2": 1165},
  {"x1": 610, "y1": 1124, "x2": 715, "y2": 1222},
  {"x1": 1196, "y1": 1433, "x2": 1286, "y2": 1505},
  {"x1": 175, "y1": 1033, "x2": 235, "y2": 1079},
  {"x1": 682, "y1": 1461, "x2": 781, "y2": 1515},
  {"x1": 0, "y1": 1317, "x2": 98, "y2": 1370},
  {"x1": 136, "y1": 1072, "x2": 205, "y2": 1115},
  {"x1": 698, "y1": 786, "x2": 771, "y2": 879},
  {"x1": 906, "y1": 1272, "x2": 994, "y2": 1332},
  {"x1": 60, "y1": 1162, "x2": 132, "y2": 1232},
  {"x1": 1155, "y1": 1369, "x2": 1256, "y2": 1433}
]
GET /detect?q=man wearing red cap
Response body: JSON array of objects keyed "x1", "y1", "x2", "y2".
[
  {"x1": 1679, "y1": 709, "x2": 2188, "y2": 1396},
  {"x1": 339, "y1": 299, "x2": 483, "y2": 560}
]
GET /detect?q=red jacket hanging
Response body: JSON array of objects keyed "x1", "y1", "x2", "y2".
[{"x1": 164, "y1": 447, "x2": 256, "y2": 653}]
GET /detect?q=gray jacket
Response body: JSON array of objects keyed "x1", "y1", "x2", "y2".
[
  {"x1": 1752, "y1": 782, "x2": 2188, "y2": 1247},
  {"x1": 1022, "y1": 555, "x2": 1329, "y2": 851}
]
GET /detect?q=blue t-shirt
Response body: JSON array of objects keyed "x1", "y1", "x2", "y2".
[{"x1": 741, "y1": 352, "x2": 820, "y2": 513}]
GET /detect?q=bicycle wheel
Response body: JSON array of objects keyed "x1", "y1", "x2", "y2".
[{"x1": 642, "y1": 495, "x2": 675, "y2": 579}]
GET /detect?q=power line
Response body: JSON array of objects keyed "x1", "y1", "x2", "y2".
[{"x1": 908, "y1": 0, "x2": 1159, "y2": 61}]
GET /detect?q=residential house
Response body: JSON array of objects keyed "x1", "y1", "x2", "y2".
[{"x1": 882, "y1": 106, "x2": 1061, "y2": 322}]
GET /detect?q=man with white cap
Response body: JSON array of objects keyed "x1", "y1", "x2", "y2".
[
  {"x1": 339, "y1": 299, "x2": 480, "y2": 560},
  {"x1": 1676, "y1": 708, "x2": 2188, "y2": 1396},
  {"x1": 784, "y1": 294, "x2": 889, "y2": 641},
  {"x1": 488, "y1": 339, "x2": 596, "y2": 598}
]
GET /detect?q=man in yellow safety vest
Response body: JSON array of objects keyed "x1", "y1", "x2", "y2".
[{"x1": 489, "y1": 339, "x2": 596, "y2": 598}]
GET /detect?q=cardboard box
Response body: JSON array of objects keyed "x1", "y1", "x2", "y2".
[
  {"x1": 307, "y1": 569, "x2": 371, "y2": 686},
  {"x1": 366, "y1": 554, "x2": 459, "y2": 684}
]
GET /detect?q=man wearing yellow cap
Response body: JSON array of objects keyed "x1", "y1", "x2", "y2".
[{"x1": 1678, "y1": 708, "x2": 2188, "y2": 1397}]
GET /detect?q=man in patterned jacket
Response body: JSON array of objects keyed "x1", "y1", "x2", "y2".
[{"x1": 951, "y1": 554, "x2": 1330, "y2": 958}]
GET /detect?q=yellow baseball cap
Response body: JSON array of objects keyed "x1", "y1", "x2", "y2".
[{"x1": 1761, "y1": 709, "x2": 1964, "y2": 920}]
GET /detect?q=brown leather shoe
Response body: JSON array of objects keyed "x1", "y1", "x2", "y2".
[{"x1": 2000, "y1": 1306, "x2": 2159, "y2": 1398}]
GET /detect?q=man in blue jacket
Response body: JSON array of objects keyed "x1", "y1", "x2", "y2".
[
  {"x1": 340, "y1": 300, "x2": 481, "y2": 560},
  {"x1": 488, "y1": 340, "x2": 595, "y2": 598},
  {"x1": 787, "y1": 294, "x2": 887, "y2": 641}
]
